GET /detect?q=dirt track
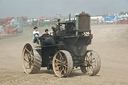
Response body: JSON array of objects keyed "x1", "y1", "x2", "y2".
[{"x1": 0, "y1": 25, "x2": 128, "y2": 85}]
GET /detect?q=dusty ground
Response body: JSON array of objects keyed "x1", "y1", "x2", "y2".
[{"x1": 0, "y1": 24, "x2": 128, "y2": 85}]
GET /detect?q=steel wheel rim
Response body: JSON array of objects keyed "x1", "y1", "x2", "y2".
[
  {"x1": 53, "y1": 51, "x2": 68, "y2": 77},
  {"x1": 52, "y1": 50, "x2": 73, "y2": 77},
  {"x1": 81, "y1": 50, "x2": 101, "y2": 76},
  {"x1": 22, "y1": 44, "x2": 34, "y2": 74},
  {"x1": 85, "y1": 52, "x2": 96, "y2": 75}
]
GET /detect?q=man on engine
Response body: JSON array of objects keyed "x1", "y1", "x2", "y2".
[
  {"x1": 33, "y1": 27, "x2": 40, "y2": 44},
  {"x1": 41, "y1": 29, "x2": 49, "y2": 38}
]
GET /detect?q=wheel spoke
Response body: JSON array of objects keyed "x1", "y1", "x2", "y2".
[
  {"x1": 25, "y1": 47, "x2": 31, "y2": 54},
  {"x1": 64, "y1": 67, "x2": 67, "y2": 74},
  {"x1": 92, "y1": 58, "x2": 96, "y2": 62},
  {"x1": 63, "y1": 61, "x2": 68, "y2": 67},
  {"x1": 29, "y1": 63, "x2": 31, "y2": 68},
  {"x1": 61, "y1": 67, "x2": 64, "y2": 74},
  {"x1": 89, "y1": 53, "x2": 92, "y2": 61},
  {"x1": 55, "y1": 59, "x2": 61, "y2": 62},
  {"x1": 31, "y1": 57, "x2": 34, "y2": 62},
  {"x1": 55, "y1": 62, "x2": 61, "y2": 66},
  {"x1": 30, "y1": 61, "x2": 34, "y2": 66},
  {"x1": 25, "y1": 63, "x2": 30, "y2": 69},
  {"x1": 24, "y1": 58, "x2": 29, "y2": 63},
  {"x1": 63, "y1": 61, "x2": 67, "y2": 63},
  {"x1": 26, "y1": 60, "x2": 34, "y2": 68},
  {"x1": 63, "y1": 64, "x2": 68, "y2": 68},
  {"x1": 55, "y1": 65, "x2": 59, "y2": 69},
  {"x1": 24, "y1": 53, "x2": 28, "y2": 58},
  {"x1": 55, "y1": 68, "x2": 59, "y2": 71},
  {"x1": 86, "y1": 55, "x2": 89, "y2": 61},
  {"x1": 25, "y1": 47, "x2": 34, "y2": 58},
  {"x1": 89, "y1": 66, "x2": 94, "y2": 72},
  {"x1": 55, "y1": 63, "x2": 61, "y2": 71},
  {"x1": 90, "y1": 63, "x2": 95, "y2": 66},
  {"x1": 91, "y1": 59, "x2": 96, "y2": 65},
  {"x1": 59, "y1": 52, "x2": 64, "y2": 60},
  {"x1": 86, "y1": 67, "x2": 90, "y2": 74}
]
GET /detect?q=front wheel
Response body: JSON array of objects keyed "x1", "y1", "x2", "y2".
[
  {"x1": 52, "y1": 50, "x2": 73, "y2": 77},
  {"x1": 80, "y1": 50, "x2": 101, "y2": 76}
]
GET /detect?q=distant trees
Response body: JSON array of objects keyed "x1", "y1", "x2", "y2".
[
  {"x1": 119, "y1": 12, "x2": 125, "y2": 15},
  {"x1": 119, "y1": 11, "x2": 128, "y2": 15},
  {"x1": 125, "y1": 11, "x2": 128, "y2": 14}
]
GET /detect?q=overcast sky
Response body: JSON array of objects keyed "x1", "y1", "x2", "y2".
[{"x1": 0, "y1": 0, "x2": 128, "y2": 18}]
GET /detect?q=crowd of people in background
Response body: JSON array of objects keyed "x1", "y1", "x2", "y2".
[{"x1": 0, "y1": 17, "x2": 22, "y2": 35}]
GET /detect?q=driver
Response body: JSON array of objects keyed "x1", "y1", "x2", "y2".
[{"x1": 41, "y1": 29, "x2": 49, "y2": 38}]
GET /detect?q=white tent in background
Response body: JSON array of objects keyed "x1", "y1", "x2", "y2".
[{"x1": 121, "y1": 13, "x2": 128, "y2": 18}]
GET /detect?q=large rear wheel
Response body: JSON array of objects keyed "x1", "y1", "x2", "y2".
[
  {"x1": 52, "y1": 50, "x2": 73, "y2": 77},
  {"x1": 22, "y1": 43, "x2": 42, "y2": 74},
  {"x1": 80, "y1": 50, "x2": 101, "y2": 76}
]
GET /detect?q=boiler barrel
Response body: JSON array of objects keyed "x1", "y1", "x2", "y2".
[{"x1": 44, "y1": 37, "x2": 55, "y2": 45}]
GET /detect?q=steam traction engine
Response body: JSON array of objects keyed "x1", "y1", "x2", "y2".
[{"x1": 22, "y1": 12, "x2": 101, "y2": 77}]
